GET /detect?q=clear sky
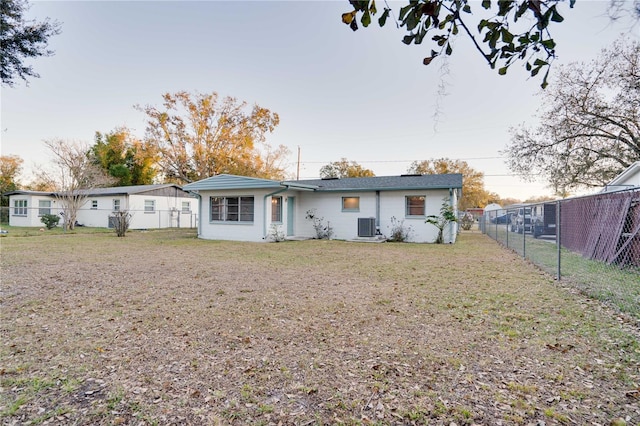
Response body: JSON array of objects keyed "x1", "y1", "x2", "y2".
[{"x1": 1, "y1": 0, "x2": 638, "y2": 201}]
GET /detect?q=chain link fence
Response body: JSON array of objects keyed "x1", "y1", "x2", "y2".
[
  {"x1": 482, "y1": 187, "x2": 640, "y2": 320},
  {"x1": 0, "y1": 206, "x2": 198, "y2": 230}
]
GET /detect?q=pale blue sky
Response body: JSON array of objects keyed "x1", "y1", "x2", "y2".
[{"x1": 1, "y1": 0, "x2": 638, "y2": 200}]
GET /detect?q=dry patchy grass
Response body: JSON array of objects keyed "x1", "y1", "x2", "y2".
[{"x1": 0, "y1": 229, "x2": 639, "y2": 425}]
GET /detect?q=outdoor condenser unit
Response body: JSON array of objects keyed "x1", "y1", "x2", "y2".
[{"x1": 358, "y1": 217, "x2": 376, "y2": 237}]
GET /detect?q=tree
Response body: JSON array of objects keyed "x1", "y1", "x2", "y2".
[
  {"x1": 319, "y1": 158, "x2": 375, "y2": 178},
  {"x1": 407, "y1": 158, "x2": 494, "y2": 210},
  {"x1": 0, "y1": 155, "x2": 23, "y2": 196},
  {"x1": 426, "y1": 198, "x2": 458, "y2": 244},
  {"x1": 504, "y1": 38, "x2": 640, "y2": 196},
  {"x1": 1, "y1": 0, "x2": 61, "y2": 87},
  {"x1": 90, "y1": 128, "x2": 158, "y2": 186},
  {"x1": 40, "y1": 139, "x2": 116, "y2": 230},
  {"x1": 137, "y1": 91, "x2": 289, "y2": 184},
  {"x1": 0, "y1": 155, "x2": 24, "y2": 223},
  {"x1": 342, "y1": 0, "x2": 639, "y2": 88}
]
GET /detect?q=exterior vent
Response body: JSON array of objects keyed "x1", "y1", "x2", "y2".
[{"x1": 358, "y1": 217, "x2": 376, "y2": 237}]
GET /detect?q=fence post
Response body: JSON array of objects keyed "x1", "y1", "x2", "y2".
[
  {"x1": 556, "y1": 201, "x2": 561, "y2": 281},
  {"x1": 523, "y1": 217, "x2": 526, "y2": 258},
  {"x1": 506, "y1": 213, "x2": 509, "y2": 248}
]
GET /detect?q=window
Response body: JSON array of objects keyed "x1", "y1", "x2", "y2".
[
  {"x1": 113, "y1": 199, "x2": 120, "y2": 211},
  {"x1": 13, "y1": 199, "x2": 27, "y2": 216},
  {"x1": 38, "y1": 200, "x2": 52, "y2": 216},
  {"x1": 144, "y1": 200, "x2": 155, "y2": 213},
  {"x1": 271, "y1": 196, "x2": 282, "y2": 222},
  {"x1": 181, "y1": 201, "x2": 191, "y2": 213},
  {"x1": 91, "y1": 200, "x2": 98, "y2": 209},
  {"x1": 210, "y1": 196, "x2": 254, "y2": 222},
  {"x1": 342, "y1": 196, "x2": 360, "y2": 212},
  {"x1": 406, "y1": 196, "x2": 425, "y2": 216}
]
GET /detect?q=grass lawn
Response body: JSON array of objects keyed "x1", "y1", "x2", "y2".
[
  {"x1": 486, "y1": 226, "x2": 640, "y2": 319},
  {"x1": 1, "y1": 228, "x2": 639, "y2": 425}
]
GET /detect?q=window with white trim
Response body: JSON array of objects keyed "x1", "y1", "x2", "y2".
[
  {"x1": 91, "y1": 200, "x2": 98, "y2": 209},
  {"x1": 211, "y1": 196, "x2": 254, "y2": 222},
  {"x1": 342, "y1": 196, "x2": 360, "y2": 212},
  {"x1": 113, "y1": 199, "x2": 120, "y2": 211},
  {"x1": 271, "y1": 197, "x2": 282, "y2": 222},
  {"x1": 181, "y1": 201, "x2": 191, "y2": 213},
  {"x1": 406, "y1": 196, "x2": 425, "y2": 216},
  {"x1": 13, "y1": 199, "x2": 27, "y2": 216},
  {"x1": 144, "y1": 200, "x2": 155, "y2": 213},
  {"x1": 38, "y1": 200, "x2": 52, "y2": 216}
]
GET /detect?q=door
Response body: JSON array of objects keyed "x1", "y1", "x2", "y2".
[{"x1": 287, "y1": 196, "x2": 295, "y2": 236}]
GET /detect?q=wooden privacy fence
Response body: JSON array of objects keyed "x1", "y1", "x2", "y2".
[{"x1": 560, "y1": 188, "x2": 640, "y2": 267}]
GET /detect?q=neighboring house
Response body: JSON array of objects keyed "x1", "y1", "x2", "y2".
[
  {"x1": 602, "y1": 161, "x2": 640, "y2": 192},
  {"x1": 183, "y1": 173, "x2": 463, "y2": 243},
  {"x1": 5, "y1": 184, "x2": 198, "y2": 229}
]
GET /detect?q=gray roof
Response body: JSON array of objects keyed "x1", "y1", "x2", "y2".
[
  {"x1": 285, "y1": 174, "x2": 463, "y2": 192},
  {"x1": 181, "y1": 173, "x2": 463, "y2": 193},
  {"x1": 183, "y1": 174, "x2": 283, "y2": 191},
  {"x1": 4, "y1": 184, "x2": 184, "y2": 197}
]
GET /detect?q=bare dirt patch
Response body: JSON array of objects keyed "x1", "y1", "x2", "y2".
[{"x1": 1, "y1": 229, "x2": 639, "y2": 425}]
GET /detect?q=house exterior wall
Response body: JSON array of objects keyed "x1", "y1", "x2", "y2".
[
  {"x1": 293, "y1": 189, "x2": 457, "y2": 243},
  {"x1": 294, "y1": 191, "x2": 378, "y2": 240},
  {"x1": 196, "y1": 188, "x2": 280, "y2": 242},
  {"x1": 75, "y1": 194, "x2": 197, "y2": 229},
  {"x1": 9, "y1": 192, "x2": 197, "y2": 230},
  {"x1": 379, "y1": 189, "x2": 456, "y2": 243},
  {"x1": 8, "y1": 194, "x2": 62, "y2": 227}
]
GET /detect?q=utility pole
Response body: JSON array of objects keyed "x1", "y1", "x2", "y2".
[{"x1": 296, "y1": 146, "x2": 300, "y2": 180}]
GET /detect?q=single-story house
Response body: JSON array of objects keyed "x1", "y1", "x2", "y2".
[
  {"x1": 5, "y1": 184, "x2": 198, "y2": 229},
  {"x1": 602, "y1": 161, "x2": 640, "y2": 192},
  {"x1": 183, "y1": 173, "x2": 463, "y2": 243}
]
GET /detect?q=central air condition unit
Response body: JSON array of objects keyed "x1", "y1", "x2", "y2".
[{"x1": 358, "y1": 217, "x2": 376, "y2": 237}]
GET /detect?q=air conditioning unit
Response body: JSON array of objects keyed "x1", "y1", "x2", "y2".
[{"x1": 358, "y1": 217, "x2": 376, "y2": 237}]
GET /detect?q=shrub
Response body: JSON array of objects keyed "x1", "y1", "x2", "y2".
[
  {"x1": 40, "y1": 214, "x2": 60, "y2": 230},
  {"x1": 305, "y1": 209, "x2": 333, "y2": 239},
  {"x1": 460, "y1": 212, "x2": 474, "y2": 230},
  {"x1": 267, "y1": 224, "x2": 286, "y2": 242},
  {"x1": 426, "y1": 199, "x2": 458, "y2": 244},
  {"x1": 387, "y1": 216, "x2": 413, "y2": 242},
  {"x1": 110, "y1": 211, "x2": 132, "y2": 237}
]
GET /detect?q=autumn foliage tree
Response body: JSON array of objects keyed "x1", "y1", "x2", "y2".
[
  {"x1": 505, "y1": 38, "x2": 640, "y2": 196},
  {"x1": 407, "y1": 158, "x2": 496, "y2": 210},
  {"x1": 137, "y1": 91, "x2": 289, "y2": 184},
  {"x1": 319, "y1": 158, "x2": 375, "y2": 178},
  {"x1": 0, "y1": 155, "x2": 24, "y2": 222},
  {"x1": 90, "y1": 127, "x2": 158, "y2": 186}
]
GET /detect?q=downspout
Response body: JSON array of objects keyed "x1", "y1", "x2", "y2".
[
  {"x1": 375, "y1": 190, "x2": 381, "y2": 235},
  {"x1": 448, "y1": 188, "x2": 455, "y2": 243},
  {"x1": 263, "y1": 186, "x2": 289, "y2": 239},
  {"x1": 192, "y1": 191, "x2": 202, "y2": 238}
]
